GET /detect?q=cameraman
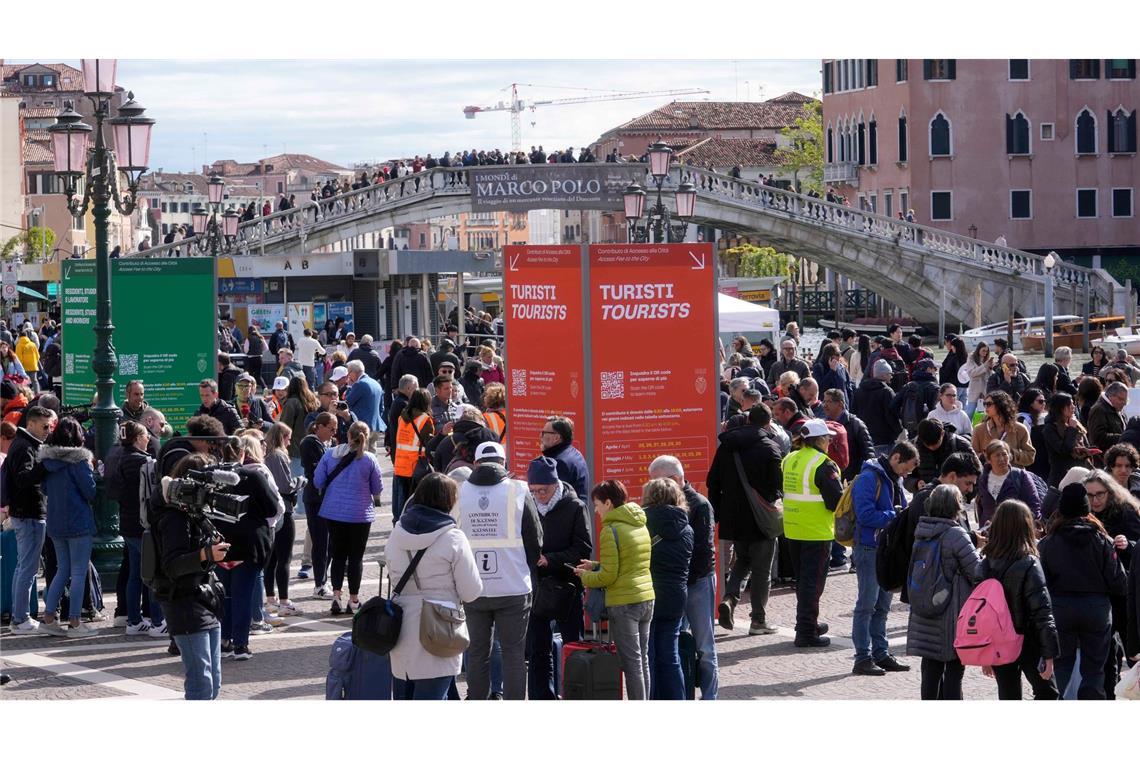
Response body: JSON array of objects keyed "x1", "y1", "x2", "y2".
[
  {"x1": 213, "y1": 436, "x2": 278, "y2": 660},
  {"x1": 305, "y1": 381, "x2": 356, "y2": 445},
  {"x1": 153, "y1": 452, "x2": 230, "y2": 700}
]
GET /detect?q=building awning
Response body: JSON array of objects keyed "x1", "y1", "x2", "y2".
[{"x1": 16, "y1": 285, "x2": 49, "y2": 301}]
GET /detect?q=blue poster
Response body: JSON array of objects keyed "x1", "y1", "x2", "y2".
[
  {"x1": 327, "y1": 302, "x2": 354, "y2": 334},
  {"x1": 312, "y1": 302, "x2": 327, "y2": 329}
]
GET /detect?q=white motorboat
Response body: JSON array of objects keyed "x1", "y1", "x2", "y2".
[
  {"x1": 961, "y1": 315, "x2": 1082, "y2": 350},
  {"x1": 1092, "y1": 327, "x2": 1140, "y2": 356}
]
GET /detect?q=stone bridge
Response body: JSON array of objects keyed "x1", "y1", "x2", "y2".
[{"x1": 129, "y1": 165, "x2": 1129, "y2": 325}]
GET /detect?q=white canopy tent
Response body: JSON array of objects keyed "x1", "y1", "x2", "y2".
[{"x1": 718, "y1": 292, "x2": 781, "y2": 341}]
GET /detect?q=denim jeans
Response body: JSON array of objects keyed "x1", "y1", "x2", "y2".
[
  {"x1": 44, "y1": 535, "x2": 93, "y2": 620},
  {"x1": 648, "y1": 615, "x2": 685, "y2": 700},
  {"x1": 725, "y1": 538, "x2": 775, "y2": 624},
  {"x1": 10, "y1": 517, "x2": 45, "y2": 624},
  {"x1": 682, "y1": 572, "x2": 719, "y2": 699},
  {"x1": 852, "y1": 544, "x2": 892, "y2": 663},
  {"x1": 1053, "y1": 593, "x2": 1112, "y2": 700},
  {"x1": 174, "y1": 627, "x2": 222, "y2": 700},
  {"x1": 394, "y1": 675, "x2": 453, "y2": 700},
  {"x1": 785, "y1": 539, "x2": 830, "y2": 637},
  {"x1": 391, "y1": 476, "x2": 412, "y2": 522},
  {"x1": 217, "y1": 561, "x2": 259, "y2": 648},
  {"x1": 526, "y1": 592, "x2": 582, "y2": 700},
  {"x1": 465, "y1": 594, "x2": 530, "y2": 700},
  {"x1": 608, "y1": 599, "x2": 654, "y2": 700},
  {"x1": 124, "y1": 537, "x2": 164, "y2": 626},
  {"x1": 250, "y1": 570, "x2": 265, "y2": 623}
]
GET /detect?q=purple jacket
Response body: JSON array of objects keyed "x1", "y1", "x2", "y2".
[{"x1": 314, "y1": 445, "x2": 383, "y2": 523}]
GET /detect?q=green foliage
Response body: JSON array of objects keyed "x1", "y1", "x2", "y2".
[
  {"x1": 1, "y1": 227, "x2": 56, "y2": 262},
  {"x1": 724, "y1": 244, "x2": 796, "y2": 279},
  {"x1": 775, "y1": 101, "x2": 824, "y2": 194}
]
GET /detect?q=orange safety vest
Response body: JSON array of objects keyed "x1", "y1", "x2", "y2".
[
  {"x1": 394, "y1": 413, "x2": 432, "y2": 478},
  {"x1": 265, "y1": 395, "x2": 283, "y2": 420},
  {"x1": 483, "y1": 409, "x2": 507, "y2": 441}
]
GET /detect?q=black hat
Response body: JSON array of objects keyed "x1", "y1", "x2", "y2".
[{"x1": 1058, "y1": 482, "x2": 1090, "y2": 519}]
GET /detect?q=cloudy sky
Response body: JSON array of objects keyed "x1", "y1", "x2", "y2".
[{"x1": 33, "y1": 59, "x2": 820, "y2": 172}]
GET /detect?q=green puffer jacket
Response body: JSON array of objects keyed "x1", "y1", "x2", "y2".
[{"x1": 580, "y1": 503, "x2": 655, "y2": 607}]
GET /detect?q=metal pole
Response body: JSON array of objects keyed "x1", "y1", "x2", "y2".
[
  {"x1": 938, "y1": 288, "x2": 946, "y2": 345},
  {"x1": 89, "y1": 101, "x2": 118, "y2": 463},
  {"x1": 457, "y1": 270, "x2": 465, "y2": 351},
  {"x1": 1007, "y1": 285, "x2": 1015, "y2": 349},
  {"x1": 420, "y1": 272, "x2": 430, "y2": 339},
  {"x1": 1083, "y1": 280, "x2": 1091, "y2": 353},
  {"x1": 1044, "y1": 275, "x2": 1055, "y2": 358}
]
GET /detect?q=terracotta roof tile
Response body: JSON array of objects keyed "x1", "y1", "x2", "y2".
[
  {"x1": 676, "y1": 137, "x2": 788, "y2": 168},
  {"x1": 20, "y1": 106, "x2": 61, "y2": 119},
  {"x1": 613, "y1": 93, "x2": 817, "y2": 133},
  {"x1": 23, "y1": 141, "x2": 53, "y2": 163},
  {"x1": 1, "y1": 63, "x2": 84, "y2": 90}
]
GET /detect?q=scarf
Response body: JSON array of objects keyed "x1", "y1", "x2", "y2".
[{"x1": 535, "y1": 481, "x2": 564, "y2": 517}]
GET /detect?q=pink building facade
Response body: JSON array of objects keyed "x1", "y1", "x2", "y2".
[{"x1": 821, "y1": 59, "x2": 1140, "y2": 279}]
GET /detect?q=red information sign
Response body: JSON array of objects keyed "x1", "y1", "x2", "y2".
[
  {"x1": 588, "y1": 243, "x2": 718, "y2": 500},
  {"x1": 503, "y1": 245, "x2": 587, "y2": 476}
]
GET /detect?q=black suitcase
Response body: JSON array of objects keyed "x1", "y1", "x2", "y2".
[
  {"x1": 679, "y1": 629, "x2": 699, "y2": 700},
  {"x1": 562, "y1": 624, "x2": 622, "y2": 700}
]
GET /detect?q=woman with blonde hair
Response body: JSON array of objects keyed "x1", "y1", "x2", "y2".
[
  {"x1": 314, "y1": 421, "x2": 383, "y2": 615},
  {"x1": 478, "y1": 344, "x2": 505, "y2": 386},
  {"x1": 481, "y1": 382, "x2": 507, "y2": 442},
  {"x1": 263, "y1": 421, "x2": 301, "y2": 616}
]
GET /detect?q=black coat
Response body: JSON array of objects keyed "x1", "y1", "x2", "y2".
[
  {"x1": 853, "y1": 377, "x2": 901, "y2": 446},
  {"x1": 385, "y1": 394, "x2": 409, "y2": 453},
  {"x1": 389, "y1": 346, "x2": 434, "y2": 391},
  {"x1": 1127, "y1": 544, "x2": 1140, "y2": 658},
  {"x1": 1099, "y1": 504, "x2": 1140, "y2": 568},
  {"x1": 215, "y1": 466, "x2": 277, "y2": 566},
  {"x1": 706, "y1": 424, "x2": 783, "y2": 543},
  {"x1": 347, "y1": 344, "x2": 383, "y2": 381},
  {"x1": 835, "y1": 411, "x2": 875, "y2": 482},
  {"x1": 645, "y1": 504, "x2": 693, "y2": 620},
  {"x1": 197, "y1": 399, "x2": 241, "y2": 435},
  {"x1": 217, "y1": 365, "x2": 242, "y2": 403},
  {"x1": 460, "y1": 370, "x2": 485, "y2": 410},
  {"x1": 1120, "y1": 416, "x2": 1140, "y2": 450},
  {"x1": 682, "y1": 483, "x2": 715, "y2": 583},
  {"x1": 984, "y1": 555, "x2": 1059, "y2": 659},
  {"x1": 1033, "y1": 362, "x2": 1078, "y2": 399},
  {"x1": 1039, "y1": 521, "x2": 1128, "y2": 598},
  {"x1": 534, "y1": 483, "x2": 592, "y2": 588},
  {"x1": 986, "y1": 369, "x2": 1032, "y2": 402},
  {"x1": 430, "y1": 420, "x2": 498, "y2": 472},
  {"x1": 110, "y1": 448, "x2": 149, "y2": 539},
  {"x1": 911, "y1": 428, "x2": 973, "y2": 489},
  {"x1": 300, "y1": 434, "x2": 329, "y2": 506},
  {"x1": 153, "y1": 505, "x2": 220, "y2": 636},
  {"x1": 1041, "y1": 422, "x2": 1091, "y2": 487},
  {"x1": 2, "y1": 427, "x2": 45, "y2": 519}
]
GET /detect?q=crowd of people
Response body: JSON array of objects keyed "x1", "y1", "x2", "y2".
[{"x1": 2, "y1": 313, "x2": 1138, "y2": 702}]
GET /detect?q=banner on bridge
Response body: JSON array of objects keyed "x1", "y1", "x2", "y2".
[{"x1": 470, "y1": 165, "x2": 643, "y2": 211}]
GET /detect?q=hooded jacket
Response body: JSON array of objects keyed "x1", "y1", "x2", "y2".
[
  {"x1": 852, "y1": 456, "x2": 907, "y2": 548},
  {"x1": 706, "y1": 424, "x2": 783, "y2": 543},
  {"x1": 214, "y1": 465, "x2": 277, "y2": 566},
  {"x1": 108, "y1": 447, "x2": 150, "y2": 539},
  {"x1": 1039, "y1": 520, "x2": 1128, "y2": 598},
  {"x1": 37, "y1": 444, "x2": 97, "y2": 539},
  {"x1": 645, "y1": 503, "x2": 694, "y2": 620},
  {"x1": 905, "y1": 516, "x2": 985, "y2": 661},
  {"x1": 314, "y1": 444, "x2": 384, "y2": 523},
  {"x1": 347, "y1": 342, "x2": 383, "y2": 380},
  {"x1": 580, "y1": 503, "x2": 655, "y2": 607},
  {"x1": 912, "y1": 427, "x2": 974, "y2": 488},
  {"x1": 983, "y1": 554, "x2": 1059, "y2": 659},
  {"x1": 853, "y1": 377, "x2": 901, "y2": 445},
  {"x1": 390, "y1": 345, "x2": 434, "y2": 391},
  {"x1": 430, "y1": 420, "x2": 499, "y2": 473},
  {"x1": 384, "y1": 504, "x2": 483, "y2": 680},
  {"x1": 14, "y1": 334, "x2": 39, "y2": 372},
  {"x1": 3, "y1": 427, "x2": 46, "y2": 519},
  {"x1": 466, "y1": 462, "x2": 543, "y2": 571}
]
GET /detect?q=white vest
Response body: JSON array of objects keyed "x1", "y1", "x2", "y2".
[{"x1": 457, "y1": 478, "x2": 531, "y2": 598}]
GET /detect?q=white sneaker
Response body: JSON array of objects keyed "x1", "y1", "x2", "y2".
[
  {"x1": 66, "y1": 622, "x2": 98, "y2": 639},
  {"x1": 147, "y1": 622, "x2": 168, "y2": 638},
  {"x1": 41, "y1": 620, "x2": 68, "y2": 637},
  {"x1": 277, "y1": 600, "x2": 300, "y2": 616},
  {"x1": 112, "y1": 615, "x2": 128, "y2": 628},
  {"x1": 265, "y1": 612, "x2": 287, "y2": 627},
  {"x1": 126, "y1": 620, "x2": 153, "y2": 636},
  {"x1": 9, "y1": 618, "x2": 41, "y2": 635},
  {"x1": 314, "y1": 583, "x2": 332, "y2": 598},
  {"x1": 249, "y1": 621, "x2": 274, "y2": 635}
]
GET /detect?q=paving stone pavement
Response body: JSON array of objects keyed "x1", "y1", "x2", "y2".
[{"x1": 1, "y1": 457, "x2": 1002, "y2": 701}]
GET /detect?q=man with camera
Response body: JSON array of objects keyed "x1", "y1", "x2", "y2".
[
  {"x1": 150, "y1": 452, "x2": 231, "y2": 699},
  {"x1": 306, "y1": 381, "x2": 356, "y2": 445}
]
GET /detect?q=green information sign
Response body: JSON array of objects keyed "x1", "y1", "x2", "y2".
[{"x1": 62, "y1": 258, "x2": 216, "y2": 431}]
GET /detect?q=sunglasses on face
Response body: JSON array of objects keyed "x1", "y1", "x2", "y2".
[{"x1": 983, "y1": 400, "x2": 994, "y2": 406}]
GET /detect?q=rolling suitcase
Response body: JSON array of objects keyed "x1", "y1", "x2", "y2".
[
  {"x1": 679, "y1": 629, "x2": 699, "y2": 700},
  {"x1": 326, "y1": 631, "x2": 394, "y2": 700},
  {"x1": 550, "y1": 623, "x2": 563, "y2": 696},
  {"x1": 561, "y1": 623, "x2": 623, "y2": 700}
]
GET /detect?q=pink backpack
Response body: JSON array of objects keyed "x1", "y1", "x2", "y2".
[{"x1": 953, "y1": 578, "x2": 1024, "y2": 666}]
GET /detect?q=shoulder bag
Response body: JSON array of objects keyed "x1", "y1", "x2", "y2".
[
  {"x1": 733, "y1": 451, "x2": 784, "y2": 539},
  {"x1": 352, "y1": 547, "x2": 427, "y2": 656},
  {"x1": 410, "y1": 545, "x2": 471, "y2": 658}
]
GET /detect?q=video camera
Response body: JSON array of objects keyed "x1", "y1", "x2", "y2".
[{"x1": 165, "y1": 464, "x2": 249, "y2": 524}]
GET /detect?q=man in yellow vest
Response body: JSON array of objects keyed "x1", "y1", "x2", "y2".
[{"x1": 781, "y1": 419, "x2": 844, "y2": 648}]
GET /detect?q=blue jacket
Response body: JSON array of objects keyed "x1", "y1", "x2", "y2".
[
  {"x1": 852, "y1": 456, "x2": 907, "y2": 548},
  {"x1": 645, "y1": 503, "x2": 694, "y2": 620},
  {"x1": 543, "y1": 440, "x2": 589, "y2": 499},
  {"x1": 346, "y1": 374, "x2": 384, "y2": 432},
  {"x1": 37, "y1": 445, "x2": 97, "y2": 539},
  {"x1": 314, "y1": 444, "x2": 383, "y2": 523}
]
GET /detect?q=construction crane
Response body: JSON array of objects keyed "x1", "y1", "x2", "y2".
[{"x1": 463, "y1": 83, "x2": 711, "y2": 152}]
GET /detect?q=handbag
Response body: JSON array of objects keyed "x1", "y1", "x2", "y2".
[
  {"x1": 583, "y1": 526, "x2": 619, "y2": 622},
  {"x1": 732, "y1": 451, "x2": 784, "y2": 539},
  {"x1": 532, "y1": 575, "x2": 578, "y2": 620},
  {"x1": 351, "y1": 547, "x2": 427, "y2": 656},
  {"x1": 419, "y1": 596, "x2": 470, "y2": 658}
]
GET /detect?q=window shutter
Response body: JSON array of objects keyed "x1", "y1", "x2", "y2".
[
  {"x1": 1070, "y1": 60, "x2": 1078, "y2": 79},
  {"x1": 869, "y1": 121, "x2": 878, "y2": 164},
  {"x1": 1093, "y1": 60, "x2": 1101, "y2": 78},
  {"x1": 1130, "y1": 60, "x2": 1137, "y2": 79},
  {"x1": 923, "y1": 60, "x2": 932, "y2": 80},
  {"x1": 1130, "y1": 111, "x2": 1138, "y2": 152},
  {"x1": 947, "y1": 60, "x2": 956, "y2": 80},
  {"x1": 1006, "y1": 115, "x2": 1014, "y2": 154},
  {"x1": 898, "y1": 117, "x2": 908, "y2": 162},
  {"x1": 1109, "y1": 110, "x2": 1117, "y2": 153}
]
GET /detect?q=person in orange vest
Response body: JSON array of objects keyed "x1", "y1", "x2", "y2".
[
  {"x1": 392, "y1": 388, "x2": 434, "y2": 520},
  {"x1": 265, "y1": 376, "x2": 288, "y2": 420},
  {"x1": 482, "y1": 382, "x2": 507, "y2": 443}
]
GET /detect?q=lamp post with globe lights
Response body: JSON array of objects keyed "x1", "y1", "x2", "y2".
[
  {"x1": 190, "y1": 173, "x2": 240, "y2": 255},
  {"x1": 622, "y1": 141, "x2": 697, "y2": 243}
]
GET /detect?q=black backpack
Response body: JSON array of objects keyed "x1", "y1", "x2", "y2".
[
  {"x1": 875, "y1": 506, "x2": 916, "y2": 593},
  {"x1": 352, "y1": 548, "x2": 426, "y2": 656},
  {"x1": 900, "y1": 385, "x2": 925, "y2": 436}
]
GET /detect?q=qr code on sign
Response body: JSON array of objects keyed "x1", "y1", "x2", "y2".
[
  {"x1": 118, "y1": 354, "x2": 139, "y2": 375},
  {"x1": 600, "y1": 371, "x2": 624, "y2": 400},
  {"x1": 511, "y1": 369, "x2": 527, "y2": 397}
]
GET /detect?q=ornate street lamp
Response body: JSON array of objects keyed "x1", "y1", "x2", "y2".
[
  {"x1": 48, "y1": 59, "x2": 154, "y2": 579},
  {"x1": 184, "y1": 173, "x2": 236, "y2": 255},
  {"x1": 625, "y1": 142, "x2": 696, "y2": 243}
]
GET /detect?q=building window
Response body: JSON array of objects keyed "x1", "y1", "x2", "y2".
[
  {"x1": 1077, "y1": 188, "x2": 1098, "y2": 218},
  {"x1": 180, "y1": 202, "x2": 189, "y2": 213},
  {"x1": 1070, "y1": 59, "x2": 1100, "y2": 79},
  {"x1": 1113, "y1": 188, "x2": 1134, "y2": 217},
  {"x1": 1009, "y1": 60, "x2": 1030, "y2": 80},
  {"x1": 884, "y1": 192, "x2": 893, "y2": 219},
  {"x1": 1010, "y1": 190, "x2": 1032, "y2": 219},
  {"x1": 823, "y1": 62, "x2": 832, "y2": 94},
  {"x1": 827, "y1": 127, "x2": 833, "y2": 163},
  {"x1": 900, "y1": 191, "x2": 909, "y2": 215},
  {"x1": 898, "y1": 116, "x2": 908, "y2": 162},
  {"x1": 930, "y1": 113, "x2": 952, "y2": 156},
  {"x1": 1076, "y1": 109, "x2": 1097, "y2": 154},
  {"x1": 866, "y1": 59, "x2": 878, "y2": 87},
  {"x1": 896, "y1": 59, "x2": 908, "y2": 82},
  {"x1": 161, "y1": 202, "x2": 168, "y2": 213},
  {"x1": 869, "y1": 120, "x2": 878, "y2": 164},
  {"x1": 931, "y1": 191, "x2": 952, "y2": 220},
  {"x1": 923, "y1": 59, "x2": 956, "y2": 80},
  {"x1": 1106, "y1": 59, "x2": 1136, "y2": 79},
  {"x1": 1108, "y1": 108, "x2": 1137, "y2": 153},
  {"x1": 162, "y1": 224, "x2": 169, "y2": 235},
  {"x1": 868, "y1": 193, "x2": 877, "y2": 213},
  {"x1": 1041, "y1": 123, "x2": 1055, "y2": 141},
  {"x1": 856, "y1": 59, "x2": 864, "y2": 89},
  {"x1": 857, "y1": 120, "x2": 866, "y2": 165},
  {"x1": 1006, "y1": 113, "x2": 1030, "y2": 154}
]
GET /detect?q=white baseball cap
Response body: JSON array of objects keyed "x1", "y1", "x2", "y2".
[
  {"x1": 474, "y1": 441, "x2": 506, "y2": 462},
  {"x1": 328, "y1": 366, "x2": 349, "y2": 382},
  {"x1": 798, "y1": 419, "x2": 834, "y2": 439},
  {"x1": 272, "y1": 376, "x2": 290, "y2": 391}
]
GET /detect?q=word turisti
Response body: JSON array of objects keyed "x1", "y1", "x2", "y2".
[
  {"x1": 510, "y1": 284, "x2": 567, "y2": 320},
  {"x1": 598, "y1": 283, "x2": 691, "y2": 320}
]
